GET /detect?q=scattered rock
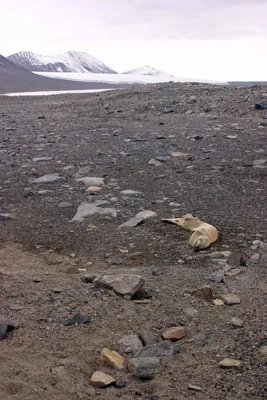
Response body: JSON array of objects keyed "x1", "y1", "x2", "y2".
[
  {"x1": 86, "y1": 186, "x2": 102, "y2": 193},
  {"x1": 148, "y1": 159, "x2": 163, "y2": 166},
  {"x1": 255, "y1": 103, "x2": 267, "y2": 110},
  {"x1": 0, "y1": 317, "x2": 17, "y2": 340},
  {"x1": 58, "y1": 201, "x2": 73, "y2": 208},
  {"x1": 64, "y1": 313, "x2": 91, "y2": 326},
  {"x1": 259, "y1": 346, "x2": 267, "y2": 361},
  {"x1": 207, "y1": 270, "x2": 225, "y2": 283},
  {"x1": 90, "y1": 371, "x2": 115, "y2": 388},
  {"x1": 188, "y1": 384, "x2": 204, "y2": 392},
  {"x1": 207, "y1": 251, "x2": 232, "y2": 259},
  {"x1": 220, "y1": 293, "x2": 241, "y2": 305},
  {"x1": 252, "y1": 159, "x2": 267, "y2": 168},
  {"x1": 120, "y1": 210, "x2": 157, "y2": 228},
  {"x1": 136, "y1": 341, "x2": 173, "y2": 358},
  {"x1": 162, "y1": 326, "x2": 185, "y2": 341},
  {"x1": 82, "y1": 274, "x2": 100, "y2": 283},
  {"x1": 75, "y1": 177, "x2": 104, "y2": 186},
  {"x1": 249, "y1": 253, "x2": 261, "y2": 264},
  {"x1": 118, "y1": 334, "x2": 143, "y2": 355},
  {"x1": 195, "y1": 285, "x2": 213, "y2": 300},
  {"x1": 225, "y1": 268, "x2": 246, "y2": 277},
  {"x1": 94, "y1": 274, "x2": 145, "y2": 298},
  {"x1": 33, "y1": 157, "x2": 53, "y2": 162},
  {"x1": 183, "y1": 307, "x2": 198, "y2": 318},
  {"x1": 100, "y1": 348, "x2": 125, "y2": 370},
  {"x1": 71, "y1": 201, "x2": 117, "y2": 222},
  {"x1": 128, "y1": 357, "x2": 160, "y2": 380},
  {"x1": 213, "y1": 299, "x2": 224, "y2": 306},
  {"x1": 114, "y1": 379, "x2": 127, "y2": 388},
  {"x1": 219, "y1": 358, "x2": 242, "y2": 369},
  {"x1": 139, "y1": 330, "x2": 157, "y2": 346},
  {"x1": 31, "y1": 173, "x2": 63, "y2": 184},
  {"x1": 121, "y1": 190, "x2": 143, "y2": 196},
  {"x1": 74, "y1": 166, "x2": 91, "y2": 178},
  {"x1": 107, "y1": 257, "x2": 123, "y2": 265},
  {"x1": 0, "y1": 213, "x2": 16, "y2": 220},
  {"x1": 231, "y1": 317, "x2": 244, "y2": 327}
]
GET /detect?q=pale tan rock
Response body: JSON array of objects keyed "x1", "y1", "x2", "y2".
[
  {"x1": 100, "y1": 348, "x2": 125, "y2": 370},
  {"x1": 86, "y1": 186, "x2": 102, "y2": 192},
  {"x1": 225, "y1": 268, "x2": 246, "y2": 277},
  {"x1": 162, "y1": 326, "x2": 185, "y2": 341},
  {"x1": 213, "y1": 299, "x2": 224, "y2": 306},
  {"x1": 259, "y1": 346, "x2": 267, "y2": 361},
  {"x1": 195, "y1": 285, "x2": 213, "y2": 300},
  {"x1": 231, "y1": 317, "x2": 244, "y2": 327},
  {"x1": 90, "y1": 371, "x2": 115, "y2": 388},
  {"x1": 221, "y1": 293, "x2": 241, "y2": 305},
  {"x1": 219, "y1": 358, "x2": 242, "y2": 369}
]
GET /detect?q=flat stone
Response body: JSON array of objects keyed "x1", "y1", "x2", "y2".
[
  {"x1": 195, "y1": 285, "x2": 213, "y2": 300},
  {"x1": 71, "y1": 202, "x2": 117, "y2": 222},
  {"x1": 249, "y1": 253, "x2": 261, "y2": 264},
  {"x1": 128, "y1": 357, "x2": 160, "y2": 380},
  {"x1": 86, "y1": 186, "x2": 102, "y2": 193},
  {"x1": 213, "y1": 299, "x2": 224, "y2": 306},
  {"x1": 148, "y1": 158, "x2": 163, "y2": 166},
  {"x1": 0, "y1": 317, "x2": 16, "y2": 340},
  {"x1": 64, "y1": 313, "x2": 91, "y2": 326},
  {"x1": 0, "y1": 213, "x2": 16, "y2": 220},
  {"x1": 100, "y1": 348, "x2": 125, "y2": 370},
  {"x1": 120, "y1": 210, "x2": 157, "y2": 228},
  {"x1": 82, "y1": 274, "x2": 100, "y2": 283},
  {"x1": 94, "y1": 274, "x2": 145, "y2": 298},
  {"x1": 90, "y1": 371, "x2": 115, "y2": 388},
  {"x1": 231, "y1": 317, "x2": 244, "y2": 327},
  {"x1": 259, "y1": 346, "x2": 267, "y2": 360},
  {"x1": 253, "y1": 159, "x2": 267, "y2": 166},
  {"x1": 221, "y1": 293, "x2": 241, "y2": 305},
  {"x1": 207, "y1": 251, "x2": 232, "y2": 259},
  {"x1": 121, "y1": 190, "x2": 143, "y2": 196},
  {"x1": 219, "y1": 358, "x2": 242, "y2": 369},
  {"x1": 74, "y1": 166, "x2": 91, "y2": 178},
  {"x1": 33, "y1": 157, "x2": 53, "y2": 162},
  {"x1": 75, "y1": 177, "x2": 104, "y2": 186},
  {"x1": 225, "y1": 268, "x2": 246, "y2": 277},
  {"x1": 162, "y1": 326, "x2": 185, "y2": 341},
  {"x1": 188, "y1": 384, "x2": 204, "y2": 392},
  {"x1": 31, "y1": 173, "x2": 63, "y2": 184},
  {"x1": 118, "y1": 334, "x2": 143, "y2": 355},
  {"x1": 183, "y1": 307, "x2": 198, "y2": 318},
  {"x1": 58, "y1": 201, "x2": 73, "y2": 208},
  {"x1": 139, "y1": 331, "x2": 157, "y2": 347},
  {"x1": 136, "y1": 340, "x2": 173, "y2": 358},
  {"x1": 207, "y1": 270, "x2": 225, "y2": 283}
]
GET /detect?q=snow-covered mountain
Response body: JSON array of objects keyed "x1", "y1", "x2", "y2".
[
  {"x1": 123, "y1": 65, "x2": 174, "y2": 78},
  {"x1": 7, "y1": 51, "x2": 117, "y2": 74}
]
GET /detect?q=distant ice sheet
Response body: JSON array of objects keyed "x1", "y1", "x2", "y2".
[
  {"x1": 36, "y1": 72, "x2": 227, "y2": 85},
  {"x1": 4, "y1": 89, "x2": 115, "y2": 97}
]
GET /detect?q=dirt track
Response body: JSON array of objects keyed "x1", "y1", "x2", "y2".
[{"x1": 0, "y1": 83, "x2": 267, "y2": 399}]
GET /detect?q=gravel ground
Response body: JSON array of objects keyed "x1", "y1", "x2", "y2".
[{"x1": 0, "y1": 82, "x2": 266, "y2": 400}]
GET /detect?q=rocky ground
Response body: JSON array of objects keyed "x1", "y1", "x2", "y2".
[{"x1": 0, "y1": 82, "x2": 267, "y2": 400}]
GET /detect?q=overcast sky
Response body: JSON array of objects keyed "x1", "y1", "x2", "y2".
[{"x1": 1, "y1": 0, "x2": 267, "y2": 80}]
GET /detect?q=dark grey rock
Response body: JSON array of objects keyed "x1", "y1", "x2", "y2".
[
  {"x1": 136, "y1": 340, "x2": 173, "y2": 358},
  {"x1": 0, "y1": 317, "x2": 16, "y2": 340},
  {"x1": 128, "y1": 357, "x2": 160, "y2": 379},
  {"x1": 65, "y1": 313, "x2": 91, "y2": 326}
]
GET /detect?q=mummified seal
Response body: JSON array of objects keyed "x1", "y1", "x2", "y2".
[{"x1": 162, "y1": 213, "x2": 218, "y2": 250}]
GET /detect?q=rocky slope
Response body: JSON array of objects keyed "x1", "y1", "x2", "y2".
[
  {"x1": 8, "y1": 50, "x2": 117, "y2": 73},
  {"x1": 0, "y1": 82, "x2": 266, "y2": 400}
]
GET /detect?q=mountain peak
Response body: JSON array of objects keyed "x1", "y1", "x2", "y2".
[
  {"x1": 123, "y1": 65, "x2": 174, "y2": 77},
  {"x1": 7, "y1": 51, "x2": 117, "y2": 74}
]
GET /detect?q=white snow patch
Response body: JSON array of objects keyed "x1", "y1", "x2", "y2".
[{"x1": 4, "y1": 89, "x2": 116, "y2": 97}]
